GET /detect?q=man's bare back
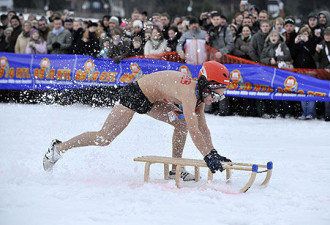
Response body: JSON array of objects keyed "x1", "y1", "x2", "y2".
[{"x1": 138, "y1": 71, "x2": 197, "y2": 106}]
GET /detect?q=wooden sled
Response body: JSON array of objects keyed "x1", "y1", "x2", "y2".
[{"x1": 134, "y1": 156, "x2": 273, "y2": 193}]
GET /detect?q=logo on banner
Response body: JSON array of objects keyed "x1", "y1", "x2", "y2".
[
  {"x1": 84, "y1": 60, "x2": 95, "y2": 79},
  {"x1": 119, "y1": 63, "x2": 143, "y2": 83},
  {"x1": 229, "y1": 69, "x2": 243, "y2": 90},
  {"x1": 179, "y1": 65, "x2": 192, "y2": 77},
  {"x1": 130, "y1": 63, "x2": 143, "y2": 80},
  {"x1": 230, "y1": 70, "x2": 242, "y2": 83},
  {"x1": 40, "y1": 58, "x2": 51, "y2": 77},
  {"x1": 284, "y1": 76, "x2": 297, "y2": 91},
  {"x1": 0, "y1": 56, "x2": 10, "y2": 76}
]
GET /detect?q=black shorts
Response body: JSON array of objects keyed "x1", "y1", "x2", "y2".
[{"x1": 118, "y1": 82, "x2": 154, "y2": 114}]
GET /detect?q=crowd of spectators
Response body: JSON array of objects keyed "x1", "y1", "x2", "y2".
[{"x1": 0, "y1": 3, "x2": 329, "y2": 120}]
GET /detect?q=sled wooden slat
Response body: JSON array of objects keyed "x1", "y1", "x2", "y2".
[{"x1": 134, "y1": 156, "x2": 272, "y2": 192}]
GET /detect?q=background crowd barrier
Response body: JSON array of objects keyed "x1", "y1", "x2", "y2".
[{"x1": 1, "y1": 52, "x2": 330, "y2": 103}]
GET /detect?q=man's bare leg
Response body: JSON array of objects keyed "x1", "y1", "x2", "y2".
[
  {"x1": 147, "y1": 102, "x2": 188, "y2": 171},
  {"x1": 57, "y1": 105, "x2": 135, "y2": 153}
]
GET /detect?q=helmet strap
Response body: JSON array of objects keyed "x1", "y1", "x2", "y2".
[{"x1": 197, "y1": 76, "x2": 208, "y2": 102}]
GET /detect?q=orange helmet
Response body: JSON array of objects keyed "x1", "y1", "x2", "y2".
[
  {"x1": 197, "y1": 61, "x2": 230, "y2": 102},
  {"x1": 198, "y1": 61, "x2": 230, "y2": 86}
]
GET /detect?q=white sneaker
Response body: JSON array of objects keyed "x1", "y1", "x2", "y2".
[
  {"x1": 305, "y1": 115, "x2": 314, "y2": 120},
  {"x1": 43, "y1": 139, "x2": 62, "y2": 171},
  {"x1": 168, "y1": 167, "x2": 195, "y2": 181}
]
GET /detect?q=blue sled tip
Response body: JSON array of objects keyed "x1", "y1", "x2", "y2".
[
  {"x1": 267, "y1": 161, "x2": 273, "y2": 170},
  {"x1": 252, "y1": 164, "x2": 258, "y2": 173}
]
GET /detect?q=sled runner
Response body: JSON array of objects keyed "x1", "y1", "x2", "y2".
[{"x1": 134, "y1": 156, "x2": 273, "y2": 193}]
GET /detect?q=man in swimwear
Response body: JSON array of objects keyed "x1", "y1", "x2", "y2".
[{"x1": 43, "y1": 61, "x2": 232, "y2": 180}]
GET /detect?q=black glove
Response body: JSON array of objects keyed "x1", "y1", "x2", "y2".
[
  {"x1": 113, "y1": 58, "x2": 121, "y2": 64},
  {"x1": 52, "y1": 42, "x2": 61, "y2": 49},
  {"x1": 204, "y1": 149, "x2": 231, "y2": 173}
]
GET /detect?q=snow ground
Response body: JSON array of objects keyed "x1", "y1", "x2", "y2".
[{"x1": 0, "y1": 103, "x2": 330, "y2": 225}]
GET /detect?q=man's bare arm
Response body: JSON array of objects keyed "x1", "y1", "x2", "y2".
[
  {"x1": 182, "y1": 100, "x2": 211, "y2": 157},
  {"x1": 196, "y1": 104, "x2": 214, "y2": 151}
]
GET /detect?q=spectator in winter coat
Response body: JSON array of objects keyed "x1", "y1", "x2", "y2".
[
  {"x1": 47, "y1": 17, "x2": 72, "y2": 54},
  {"x1": 260, "y1": 30, "x2": 293, "y2": 118},
  {"x1": 207, "y1": 13, "x2": 234, "y2": 59},
  {"x1": 318, "y1": 10, "x2": 330, "y2": 30},
  {"x1": 166, "y1": 26, "x2": 179, "y2": 52},
  {"x1": 144, "y1": 25, "x2": 167, "y2": 56},
  {"x1": 82, "y1": 22, "x2": 100, "y2": 57},
  {"x1": 241, "y1": 17, "x2": 255, "y2": 34},
  {"x1": 71, "y1": 20, "x2": 85, "y2": 55},
  {"x1": 98, "y1": 37, "x2": 110, "y2": 58},
  {"x1": 307, "y1": 13, "x2": 323, "y2": 45},
  {"x1": 315, "y1": 27, "x2": 330, "y2": 121},
  {"x1": 107, "y1": 28, "x2": 130, "y2": 63},
  {"x1": 248, "y1": 20, "x2": 271, "y2": 62},
  {"x1": 292, "y1": 26, "x2": 317, "y2": 68},
  {"x1": 292, "y1": 26, "x2": 317, "y2": 120},
  {"x1": 131, "y1": 20, "x2": 145, "y2": 46},
  {"x1": 38, "y1": 17, "x2": 50, "y2": 42},
  {"x1": 1, "y1": 14, "x2": 9, "y2": 30},
  {"x1": 101, "y1": 15, "x2": 111, "y2": 36},
  {"x1": 64, "y1": 18, "x2": 74, "y2": 34},
  {"x1": 315, "y1": 27, "x2": 330, "y2": 69},
  {"x1": 260, "y1": 30, "x2": 292, "y2": 66},
  {"x1": 232, "y1": 25, "x2": 253, "y2": 59},
  {"x1": 273, "y1": 17, "x2": 286, "y2": 34},
  {"x1": 176, "y1": 17, "x2": 207, "y2": 65},
  {"x1": 128, "y1": 36, "x2": 144, "y2": 57},
  {"x1": 229, "y1": 24, "x2": 238, "y2": 41},
  {"x1": 15, "y1": 20, "x2": 33, "y2": 53},
  {"x1": 25, "y1": 29, "x2": 47, "y2": 54},
  {"x1": 0, "y1": 26, "x2": 7, "y2": 52},
  {"x1": 283, "y1": 16, "x2": 298, "y2": 57},
  {"x1": 7, "y1": 15, "x2": 22, "y2": 53},
  {"x1": 161, "y1": 13, "x2": 171, "y2": 40}
]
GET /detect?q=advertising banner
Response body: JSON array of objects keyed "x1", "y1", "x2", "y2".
[{"x1": 1, "y1": 53, "x2": 329, "y2": 102}]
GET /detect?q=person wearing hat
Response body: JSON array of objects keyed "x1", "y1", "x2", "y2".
[
  {"x1": 307, "y1": 12, "x2": 323, "y2": 44},
  {"x1": 176, "y1": 16, "x2": 207, "y2": 65},
  {"x1": 64, "y1": 17, "x2": 74, "y2": 34},
  {"x1": 315, "y1": 27, "x2": 330, "y2": 121},
  {"x1": 318, "y1": 10, "x2": 330, "y2": 30},
  {"x1": 7, "y1": 15, "x2": 22, "y2": 52},
  {"x1": 15, "y1": 20, "x2": 33, "y2": 53},
  {"x1": 46, "y1": 17, "x2": 72, "y2": 54},
  {"x1": 131, "y1": 20, "x2": 145, "y2": 46},
  {"x1": 25, "y1": 29, "x2": 47, "y2": 54},
  {"x1": 283, "y1": 16, "x2": 297, "y2": 56},
  {"x1": 109, "y1": 16, "x2": 119, "y2": 30}
]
